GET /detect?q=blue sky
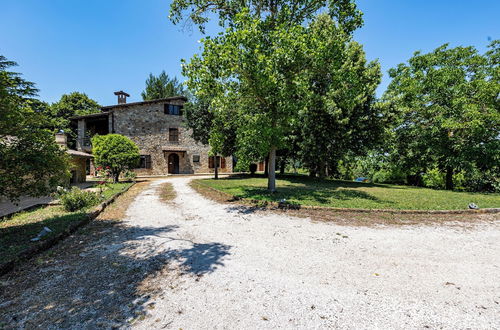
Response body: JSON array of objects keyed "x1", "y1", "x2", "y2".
[{"x1": 1, "y1": 0, "x2": 498, "y2": 105}]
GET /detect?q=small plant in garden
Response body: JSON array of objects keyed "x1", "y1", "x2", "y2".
[
  {"x1": 60, "y1": 187, "x2": 101, "y2": 212},
  {"x1": 97, "y1": 180, "x2": 109, "y2": 195},
  {"x1": 123, "y1": 170, "x2": 137, "y2": 181},
  {"x1": 52, "y1": 186, "x2": 68, "y2": 199}
]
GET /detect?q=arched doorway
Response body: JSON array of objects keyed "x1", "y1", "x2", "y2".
[{"x1": 168, "y1": 153, "x2": 179, "y2": 174}]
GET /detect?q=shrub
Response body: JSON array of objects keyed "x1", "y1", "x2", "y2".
[
  {"x1": 91, "y1": 134, "x2": 140, "y2": 183},
  {"x1": 422, "y1": 168, "x2": 466, "y2": 190},
  {"x1": 372, "y1": 168, "x2": 406, "y2": 184},
  {"x1": 462, "y1": 169, "x2": 500, "y2": 193},
  {"x1": 123, "y1": 170, "x2": 137, "y2": 181},
  {"x1": 60, "y1": 187, "x2": 101, "y2": 212},
  {"x1": 422, "y1": 168, "x2": 444, "y2": 189}
]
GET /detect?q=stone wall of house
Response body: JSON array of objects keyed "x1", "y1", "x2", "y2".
[
  {"x1": 70, "y1": 157, "x2": 87, "y2": 183},
  {"x1": 111, "y1": 100, "x2": 232, "y2": 175}
]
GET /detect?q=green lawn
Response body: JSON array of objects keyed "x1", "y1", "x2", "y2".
[
  {"x1": 0, "y1": 182, "x2": 133, "y2": 265},
  {"x1": 196, "y1": 175, "x2": 500, "y2": 210}
]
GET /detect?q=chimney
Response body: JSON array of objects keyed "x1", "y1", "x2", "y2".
[
  {"x1": 55, "y1": 131, "x2": 67, "y2": 149},
  {"x1": 114, "y1": 90, "x2": 130, "y2": 104}
]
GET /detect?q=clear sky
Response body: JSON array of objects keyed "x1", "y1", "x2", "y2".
[{"x1": 1, "y1": 0, "x2": 498, "y2": 106}]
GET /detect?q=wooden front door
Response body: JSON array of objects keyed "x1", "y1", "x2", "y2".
[{"x1": 168, "y1": 153, "x2": 179, "y2": 174}]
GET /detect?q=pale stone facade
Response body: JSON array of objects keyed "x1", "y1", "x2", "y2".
[{"x1": 73, "y1": 96, "x2": 232, "y2": 176}]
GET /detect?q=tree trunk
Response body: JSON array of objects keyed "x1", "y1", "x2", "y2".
[
  {"x1": 279, "y1": 159, "x2": 285, "y2": 175},
  {"x1": 318, "y1": 160, "x2": 327, "y2": 179},
  {"x1": 113, "y1": 172, "x2": 120, "y2": 183},
  {"x1": 214, "y1": 155, "x2": 219, "y2": 180},
  {"x1": 445, "y1": 166, "x2": 453, "y2": 190},
  {"x1": 267, "y1": 146, "x2": 277, "y2": 192},
  {"x1": 264, "y1": 156, "x2": 269, "y2": 177}
]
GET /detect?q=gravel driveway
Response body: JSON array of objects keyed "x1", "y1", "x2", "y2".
[{"x1": 1, "y1": 177, "x2": 499, "y2": 329}]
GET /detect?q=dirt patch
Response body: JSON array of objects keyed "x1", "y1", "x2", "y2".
[
  {"x1": 0, "y1": 180, "x2": 155, "y2": 328},
  {"x1": 190, "y1": 180, "x2": 499, "y2": 227},
  {"x1": 158, "y1": 182, "x2": 176, "y2": 204},
  {"x1": 97, "y1": 180, "x2": 152, "y2": 222}
]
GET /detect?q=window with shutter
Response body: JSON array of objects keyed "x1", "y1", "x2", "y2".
[
  {"x1": 164, "y1": 104, "x2": 184, "y2": 115},
  {"x1": 221, "y1": 157, "x2": 226, "y2": 168}
]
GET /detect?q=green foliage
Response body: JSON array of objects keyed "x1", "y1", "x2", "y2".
[
  {"x1": 169, "y1": 0, "x2": 363, "y2": 34},
  {"x1": 184, "y1": 97, "x2": 238, "y2": 158},
  {"x1": 421, "y1": 168, "x2": 445, "y2": 190},
  {"x1": 141, "y1": 71, "x2": 184, "y2": 100},
  {"x1": 48, "y1": 92, "x2": 100, "y2": 145},
  {"x1": 123, "y1": 170, "x2": 137, "y2": 181},
  {"x1": 182, "y1": 3, "x2": 364, "y2": 191},
  {"x1": 298, "y1": 14, "x2": 384, "y2": 177},
  {"x1": 384, "y1": 41, "x2": 500, "y2": 190},
  {"x1": 0, "y1": 55, "x2": 70, "y2": 201},
  {"x1": 462, "y1": 168, "x2": 500, "y2": 193},
  {"x1": 51, "y1": 91, "x2": 100, "y2": 120},
  {"x1": 91, "y1": 134, "x2": 140, "y2": 182},
  {"x1": 60, "y1": 187, "x2": 101, "y2": 212},
  {"x1": 371, "y1": 168, "x2": 407, "y2": 185}
]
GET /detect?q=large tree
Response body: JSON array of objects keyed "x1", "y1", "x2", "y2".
[
  {"x1": 141, "y1": 71, "x2": 184, "y2": 100},
  {"x1": 299, "y1": 14, "x2": 383, "y2": 178},
  {"x1": 384, "y1": 41, "x2": 500, "y2": 190},
  {"x1": 177, "y1": 0, "x2": 362, "y2": 191},
  {"x1": 49, "y1": 92, "x2": 101, "y2": 146},
  {"x1": 0, "y1": 56, "x2": 69, "y2": 201}
]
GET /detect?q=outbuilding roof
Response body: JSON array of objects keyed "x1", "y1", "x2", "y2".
[{"x1": 67, "y1": 149, "x2": 93, "y2": 158}]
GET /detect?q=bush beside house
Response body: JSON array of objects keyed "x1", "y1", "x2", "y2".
[{"x1": 91, "y1": 134, "x2": 140, "y2": 183}]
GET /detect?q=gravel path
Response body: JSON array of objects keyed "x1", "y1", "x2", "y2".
[
  {"x1": 133, "y1": 177, "x2": 500, "y2": 329},
  {"x1": 1, "y1": 177, "x2": 499, "y2": 329}
]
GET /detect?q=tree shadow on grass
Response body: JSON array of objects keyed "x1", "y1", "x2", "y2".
[
  {"x1": 0, "y1": 219, "x2": 231, "y2": 328},
  {"x1": 0, "y1": 211, "x2": 87, "y2": 264},
  {"x1": 238, "y1": 186, "x2": 386, "y2": 206}
]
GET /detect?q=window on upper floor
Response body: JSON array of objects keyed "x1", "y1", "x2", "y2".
[
  {"x1": 164, "y1": 104, "x2": 183, "y2": 115},
  {"x1": 169, "y1": 128, "x2": 179, "y2": 142}
]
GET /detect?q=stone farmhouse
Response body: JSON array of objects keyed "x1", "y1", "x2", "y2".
[{"x1": 71, "y1": 91, "x2": 232, "y2": 176}]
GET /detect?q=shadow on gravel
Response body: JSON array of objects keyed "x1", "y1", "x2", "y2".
[
  {"x1": 225, "y1": 205, "x2": 263, "y2": 215},
  {"x1": 0, "y1": 220, "x2": 231, "y2": 328}
]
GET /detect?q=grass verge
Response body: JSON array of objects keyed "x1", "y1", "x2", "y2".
[
  {"x1": 190, "y1": 178, "x2": 500, "y2": 227},
  {"x1": 194, "y1": 175, "x2": 500, "y2": 211},
  {"x1": 159, "y1": 182, "x2": 176, "y2": 203},
  {"x1": 0, "y1": 182, "x2": 133, "y2": 266}
]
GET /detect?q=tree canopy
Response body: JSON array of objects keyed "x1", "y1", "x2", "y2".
[
  {"x1": 141, "y1": 71, "x2": 184, "y2": 100},
  {"x1": 0, "y1": 55, "x2": 69, "y2": 201},
  {"x1": 47, "y1": 92, "x2": 101, "y2": 147},
  {"x1": 298, "y1": 14, "x2": 383, "y2": 178},
  {"x1": 180, "y1": 1, "x2": 365, "y2": 191},
  {"x1": 383, "y1": 41, "x2": 500, "y2": 190},
  {"x1": 169, "y1": 0, "x2": 362, "y2": 33}
]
